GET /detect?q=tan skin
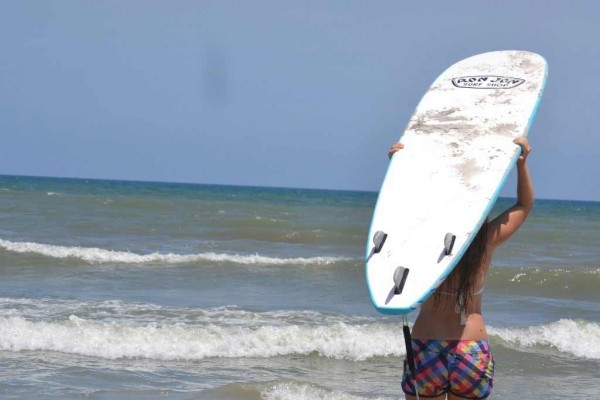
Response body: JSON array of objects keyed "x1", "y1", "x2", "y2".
[{"x1": 389, "y1": 137, "x2": 534, "y2": 400}]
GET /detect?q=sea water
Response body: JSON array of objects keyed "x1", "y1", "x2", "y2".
[{"x1": 0, "y1": 175, "x2": 598, "y2": 399}]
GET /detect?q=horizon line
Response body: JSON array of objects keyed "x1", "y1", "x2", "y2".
[{"x1": 0, "y1": 173, "x2": 597, "y2": 203}]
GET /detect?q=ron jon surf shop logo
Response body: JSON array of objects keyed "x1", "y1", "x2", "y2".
[{"x1": 452, "y1": 75, "x2": 525, "y2": 89}]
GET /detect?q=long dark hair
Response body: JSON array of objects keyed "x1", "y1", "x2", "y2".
[{"x1": 434, "y1": 218, "x2": 489, "y2": 312}]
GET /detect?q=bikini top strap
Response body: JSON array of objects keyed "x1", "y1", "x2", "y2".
[
  {"x1": 436, "y1": 286, "x2": 485, "y2": 297},
  {"x1": 471, "y1": 286, "x2": 485, "y2": 296}
]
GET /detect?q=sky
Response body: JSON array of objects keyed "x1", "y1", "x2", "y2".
[{"x1": 0, "y1": 1, "x2": 598, "y2": 201}]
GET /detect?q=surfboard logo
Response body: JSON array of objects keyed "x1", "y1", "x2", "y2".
[{"x1": 452, "y1": 76, "x2": 525, "y2": 89}]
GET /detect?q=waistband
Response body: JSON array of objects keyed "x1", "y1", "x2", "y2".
[{"x1": 412, "y1": 339, "x2": 491, "y2": 354}]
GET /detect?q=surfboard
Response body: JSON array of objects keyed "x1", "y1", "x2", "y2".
[{"x1": 366, "y1": 50, "x2": 547, "y2": 315}]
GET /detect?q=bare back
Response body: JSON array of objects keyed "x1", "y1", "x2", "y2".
[{"x1": 410, "y1": 250, "x2": 492, "y2": 340}]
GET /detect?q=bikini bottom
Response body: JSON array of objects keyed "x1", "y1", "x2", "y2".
[{"x1": 401, "y1": 339, "x2": 494, "y2": 399}]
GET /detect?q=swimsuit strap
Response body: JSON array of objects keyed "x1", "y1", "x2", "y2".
[
  {"x1": 472, "y1": 285, "x2": 485, "y2": 296},
  {"x1": 435, "y1": 286, "x2": 485, "y2": 326},
  {"x1": 436, "y1": 286, "x2": 485, "y2": 297}
]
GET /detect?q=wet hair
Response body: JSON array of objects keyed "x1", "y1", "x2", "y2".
[{"x1": 434, "y1": 218, "x2": 489, "y2": 312}]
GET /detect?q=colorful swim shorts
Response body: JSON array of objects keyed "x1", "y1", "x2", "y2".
[{"x1": 401, "y1": 339, "x2": 494, "y2": 399}]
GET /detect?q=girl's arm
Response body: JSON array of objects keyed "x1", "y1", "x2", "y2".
[{"x1": 487, "y1": 136, "x2": 535, "y2": 250}]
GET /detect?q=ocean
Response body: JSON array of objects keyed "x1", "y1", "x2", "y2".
[{"x1": 0, "y1": 175, "x2": 598, "y2": 399}]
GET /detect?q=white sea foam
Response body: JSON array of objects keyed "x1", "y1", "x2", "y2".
[
  {"x1": 261, "y1": 382, "x2": 389, "y2": 400},
  {"x1": 0, "y1": 300, "x2": 398, "y2": 361},
  {"x1": 0, "y1": 304, "x2": 600, "y2": 361},
  {"x1": 0, "y1": 239, "x2": 348, "y2": 265},
  {"x1": 0, "y1": 315, "x2": 404, "y2": 361},
  {"x1": 489, "y1": 319, "x2": 600, "y2": 359},
  {"x1": 2, "y1": 298, "x2": 597, "y2": 362}
]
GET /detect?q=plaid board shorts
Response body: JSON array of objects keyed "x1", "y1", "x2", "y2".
[{"x1": 401, "y1": 339, "x2": 494, "y2": 399}]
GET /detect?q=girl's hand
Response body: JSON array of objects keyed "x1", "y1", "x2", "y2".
[
  {"x1": 513, "y1": 136, "x2": 531, "y2": 162},
  {"x1": 388, "y1": 142, "x2": 405, "y2": 159}
]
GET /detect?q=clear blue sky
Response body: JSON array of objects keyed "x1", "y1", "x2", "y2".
[{"x1": 1, "y1": 1, "x2": 598, "y2": 201}]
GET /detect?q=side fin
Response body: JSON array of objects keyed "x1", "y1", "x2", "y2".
[
  {"x1": 372, "y1": 231, "x2": 387, "y2": 254},
  {"x1": 393, "y1": 266, "x2": 409, "y2": 295},
  {"x1": 444, "y1": 233, "x2": 456, "y2": 255}
]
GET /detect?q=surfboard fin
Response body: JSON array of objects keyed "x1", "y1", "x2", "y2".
[
  {"x1": 444, "y1": 233, "x2": 456, "y2": 256},
  {"x1": 393, "y1": 266, "x2": 409, "y2": 295},
  {"x1": 372, "y1": 231, "x2": 387, "y2": 254}
]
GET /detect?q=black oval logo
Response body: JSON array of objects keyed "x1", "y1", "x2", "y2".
[{"x1": 452, "y1": 75, "x2": 525, "y2": 89}]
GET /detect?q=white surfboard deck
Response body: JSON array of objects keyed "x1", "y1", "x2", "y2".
[{"x1": 366, "y1": 51, "x2": 547, "y2": 315}]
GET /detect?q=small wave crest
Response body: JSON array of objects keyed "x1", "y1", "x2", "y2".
[
  {"x1": 488, "y1": 266, "x2": 600, "y2": 301},
  {"x1": 489, "y1": 319, "x2": 600, "y2": 359},
  {"x1": 0, "y1": 239, "x2": 348, "y2": 266},
  {"x1": 260, "y1": 382, "x2": 388, "y2": 400},
  {"x1": 199, "y1": 381, "x2": 390, "y2": 400}
]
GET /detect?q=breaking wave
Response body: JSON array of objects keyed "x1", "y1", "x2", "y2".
[
  {"x1": 1, "y1": 298, "x2": 598, "y2": 361},
  {"x1": 0, "y1": 239, "x2": 348, "y2": 266}
]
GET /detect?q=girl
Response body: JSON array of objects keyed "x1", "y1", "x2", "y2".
[{"x1": 388, "y1": 136, "x2": 534, "y2": 400}]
